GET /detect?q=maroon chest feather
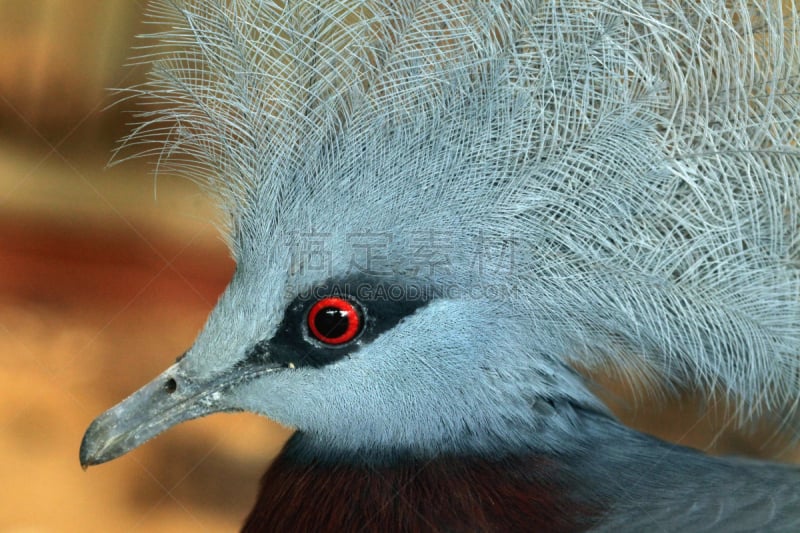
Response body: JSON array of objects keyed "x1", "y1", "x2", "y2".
[{"x1": 242, "y1": 447, "x2": 601, "y2": 532}]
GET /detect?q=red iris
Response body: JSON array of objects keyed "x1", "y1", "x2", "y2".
[{"x1": 307, "y1": 297, "x2": 362, "y2": 345}]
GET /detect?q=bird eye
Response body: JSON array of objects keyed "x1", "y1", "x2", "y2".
[{"x1": 306, "y1": 297, "x2": 363, "y2": 345}]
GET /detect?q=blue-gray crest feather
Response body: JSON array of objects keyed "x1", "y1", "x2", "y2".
[{"x1": 121, "y1": 0, "x2": 800, "y2": 428}]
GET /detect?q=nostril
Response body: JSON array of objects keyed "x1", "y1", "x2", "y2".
[{"x1": 165, "y1": 378, "x2": 177, "y2": 394}]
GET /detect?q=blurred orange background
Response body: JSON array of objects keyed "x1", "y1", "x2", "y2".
[
  {"x1": 1, "y1": 2, "x2": 291, "y2": 531},
  {"x1": 0, "y1": 2, "x2": 796, "y2": 532}
]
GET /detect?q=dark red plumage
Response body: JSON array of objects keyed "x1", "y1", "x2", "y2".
[{"x1": 242, "y1": 437, "x2": 601, "y2": 532}]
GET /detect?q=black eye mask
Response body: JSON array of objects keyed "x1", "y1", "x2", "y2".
[{"x1": 247, "y1": 275, "x2": 436, "y2": 369}]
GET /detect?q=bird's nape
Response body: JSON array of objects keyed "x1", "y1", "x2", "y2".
[{"x1": 81, "y1": 1, "x2": 800, "y2": 531}]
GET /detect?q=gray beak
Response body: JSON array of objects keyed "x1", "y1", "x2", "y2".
[{"x1": 79, "y1": 359, "x2": 281, "y2": 468}]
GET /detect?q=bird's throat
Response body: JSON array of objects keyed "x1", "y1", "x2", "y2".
[{"x1": 241, "y1": 433, "x2": 602, "y2": 532}]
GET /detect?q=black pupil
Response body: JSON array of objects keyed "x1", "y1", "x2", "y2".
[{"x1": 314, "y1": 307, "x2": 350, "y2": 339}]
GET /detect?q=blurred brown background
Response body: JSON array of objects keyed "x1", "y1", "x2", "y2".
[
  {"x1": 0, "y1": 2, "x2": 291, "y2": 531},
  {"x1": 0, "y1": 2, "x2": 796, "y2": 532}
]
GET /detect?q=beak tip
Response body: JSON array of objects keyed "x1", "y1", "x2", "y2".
[
  {"x1": 79, "y1": 450, "x2": 111, "y2": 469},
  {"x1": 79, "y1": 429, "x2": 97, "y2": 469},
  {"x1": 79, "y1": 446, "x2": 100, "y2": 469},
  {"x1": 79, "y1": 417, "x2": 113, "y2": 469}
]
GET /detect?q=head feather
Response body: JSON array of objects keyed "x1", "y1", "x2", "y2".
[{"x1": 120, "y1": 0, "x2": 800, "y2": 427}]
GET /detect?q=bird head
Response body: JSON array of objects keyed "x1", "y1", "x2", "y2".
[
  {"x1": 79, "y1": 126, "x2": 609, "y2": 463},
  {"x1": 81, "y1": 1, "x2": 800, "y2": 468}
]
